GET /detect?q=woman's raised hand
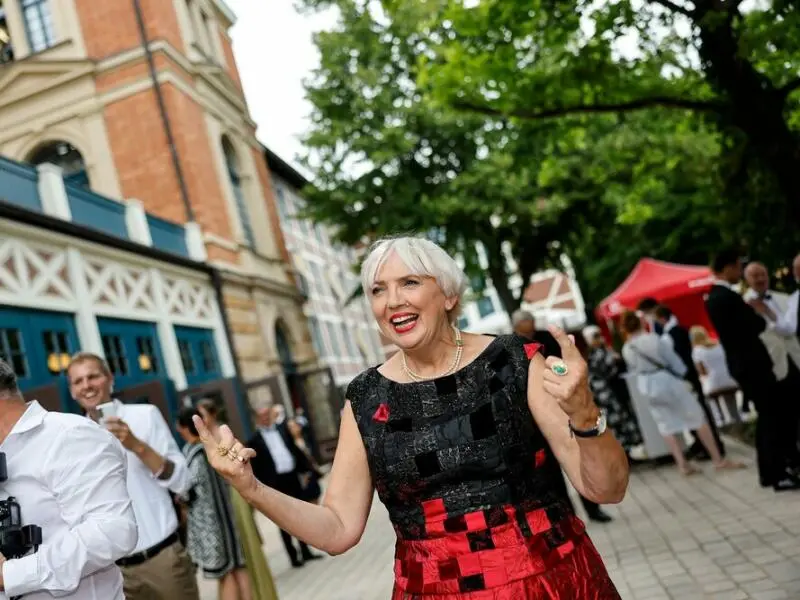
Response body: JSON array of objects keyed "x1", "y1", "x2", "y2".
[
  {"x1": 539, "y1": 326, "x2": 595, "y2": 424},
  {"x1": 192, "y1": 416, "x2": 259, "y2": 494}
]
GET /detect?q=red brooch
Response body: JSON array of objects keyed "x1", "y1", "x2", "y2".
[
  {"x1": 373, "y1": 403, "x2": 390, "y2": 423},
  {"x1": 524, "y1": 343, "x2": 542, "y2": 359}
]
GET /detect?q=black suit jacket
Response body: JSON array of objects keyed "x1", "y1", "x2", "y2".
[
  {"x1": 248, "y1": 424, "x2": 313, "y2": 492},
  {"x1": 704, "y1": 284, "x2": 773, "y2": 388},
  {"x1": 666, "y1": 325, "x2": 701, "y2": 384}
]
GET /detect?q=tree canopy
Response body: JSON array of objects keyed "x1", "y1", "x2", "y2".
[{"x1": 297, "y1": 0, "x2": 800, "y2": 315}]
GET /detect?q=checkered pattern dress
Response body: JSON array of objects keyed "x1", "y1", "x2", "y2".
[{"x1": 347, "y1": 335, "x2": 620, "y2": 599}]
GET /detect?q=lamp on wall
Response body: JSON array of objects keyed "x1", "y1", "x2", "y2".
[{"x1": 138, "y1": 354, "x2": 152, "y2": 372}]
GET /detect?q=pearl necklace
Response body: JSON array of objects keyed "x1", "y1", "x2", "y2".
[{"x1": 401, "y1": 326, "x2": 464, "y2": 382}]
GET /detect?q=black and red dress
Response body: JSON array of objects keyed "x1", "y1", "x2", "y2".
[{"x1": 346, "y1": 334, "x2": 621, "y2": 599}]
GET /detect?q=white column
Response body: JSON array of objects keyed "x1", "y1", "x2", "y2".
[
  {"x1": 150, "y1": 269, "x2": 189, "y2": 390},
  {"x1": 184, "y1": 222, "x2": 208, "y2": 261},
  {"x1": 209, "y1": 292, "x2": 236, "y2": 378},
  {"x1": 3, "y1": 0, "x2": 30, "y2": 59},
  {"x1": 125, "y1": 199, "x2": 153, "y2": 246},
  {"x1": 65, "y1": 249, "x2": 103, "y2": 354},
  {"x1": 37, "y1": 163, "x2": 72, "y2": 221}
]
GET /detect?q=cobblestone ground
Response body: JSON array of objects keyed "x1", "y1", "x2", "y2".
[{"x1": 199, "y1": 439, "x2": 800, "y2": 600}]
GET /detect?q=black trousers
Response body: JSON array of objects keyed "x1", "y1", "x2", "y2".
[
  {"x1": 740, "y1": 373, "x2": 797, "y2": 486},
  {"x1": 777, "y1": 363, "x2": 800, "y2": 468},
  {"x1": 275, "y1": 472, "x2": 315, "y2": 562},
  {"x1": 686, "y1": 375, "x2": 726, "y2": 456}
]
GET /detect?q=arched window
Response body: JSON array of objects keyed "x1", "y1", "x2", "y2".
[
  {"x1": 28, "y1": 141, "x2": 89, "y2": 188},
  {"x1": 221, "y1": 137, "x2": 255, "y2": 248},
  {"x1": 275, "y1": 323, "x2": 295, "y2": 374}
]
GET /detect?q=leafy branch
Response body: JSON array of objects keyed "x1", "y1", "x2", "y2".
[
  {"x1": 648, "y1": 0, "x2": 694, "y2": 17},
  {"x1": 453, "y1": 96, "x2": 726, "y2": 122}
]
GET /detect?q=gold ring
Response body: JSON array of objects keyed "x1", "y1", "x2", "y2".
[
  {"x1": 228, "y1": 451, "x2": 240, "y2": 461},
  {"x1": 551, "y1": 362, "x2": 569, "y2": 377},
  {"x1": 216, "y1": 445, "x2": 230, "y2": 457}
]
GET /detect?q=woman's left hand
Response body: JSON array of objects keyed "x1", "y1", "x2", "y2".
[{"x1": 540, "y1": 326, "x2": 597, "y2": 426}]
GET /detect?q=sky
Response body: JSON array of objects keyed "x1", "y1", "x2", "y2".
[{"x1": 224, "y1": 0, "x2": 336, "y2": 172}]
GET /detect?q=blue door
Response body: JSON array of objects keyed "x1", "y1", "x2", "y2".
[
  {"x1": 0, "y1": 306, "x2": 79, "y2": 408},
  {"x1": 97, "y1": 318, "x2": 164, "y2": 390},
  {"x1": 174, "y1": 325, "x2": 221, "y2": 386}
]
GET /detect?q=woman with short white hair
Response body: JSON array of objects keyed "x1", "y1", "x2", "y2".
[{"x1": 194, "y1": 235, "x2": 628, "y2": 598}]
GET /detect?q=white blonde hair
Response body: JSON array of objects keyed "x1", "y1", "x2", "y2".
[{"x1": 361, "y1": 235, "x2": 468, "y2": 321}]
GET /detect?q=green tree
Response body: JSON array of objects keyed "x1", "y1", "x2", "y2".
[
  {"x1": 296, "y1": 0, "x2": 785, "y2": 318},
  {"x1": 298, "y1": 0, "x2": 563, "y2": 314},
  {"x1": 398, "y1": 0, "x2": 800, "y2": 230}
]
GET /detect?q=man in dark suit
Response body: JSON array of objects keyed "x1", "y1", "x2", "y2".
[
  {"x1": 705, "y1": 248, "x2": 799, "y2": 492},
  {"x1": 653, "y1": 305, "x2": 725, "y2": 460},
  {"x1": 248, "y1": 404, "x2": 324, "y2": 565},
  {"x1": 511, "y1": 310, "x2": 613, "y2": 523},
  {"x1": 637, "y1": 297, "x2": 662, "y2": 334}
]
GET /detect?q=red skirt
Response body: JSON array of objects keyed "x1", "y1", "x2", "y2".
[{"x1": 391, "y1": 510, "x2": 620, "y2": 600}]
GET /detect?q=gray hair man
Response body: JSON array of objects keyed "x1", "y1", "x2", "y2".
[
  {"x1": 511, "y1": 309, "x2": 537, "y2": 340},
  {"x1": 0, "y1": 358, "x2": 136, "y2": 599}
]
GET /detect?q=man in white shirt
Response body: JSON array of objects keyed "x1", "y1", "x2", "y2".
[
  {"x1": 780, "y1": 253, "x2": 800, "y2": 342},
  {"x1": 67, "y1": 353, "x2": 199, "y2": 600},
  {"x1": 0, "y1": 358, "x2": 137, "y2": 599},
  {"x1": 743, "y1": 261, "x2": 800, "y2": 375}
]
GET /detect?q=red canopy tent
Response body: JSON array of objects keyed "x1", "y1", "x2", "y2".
[{"x1": 595, "y1": 258, "x2": 716, "y2": 338}]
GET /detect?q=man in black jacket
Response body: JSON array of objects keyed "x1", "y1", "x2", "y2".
[
  {"x1": 653, "y1": 305, "x2": 725, "y2": 460},
  {"x1": 705, "y1": 249, "x2": 799, "y2": 492},
  {"x1": 511, "y1": 310, "x2": 613, "y2": 523},
  {"x1": 247, "y1": 405, "x2": 324, "y2": 565}
]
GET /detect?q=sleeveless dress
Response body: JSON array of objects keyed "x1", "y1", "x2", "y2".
[{"x1": 346, "y1": 335, "x2": 620, "y2": 599}]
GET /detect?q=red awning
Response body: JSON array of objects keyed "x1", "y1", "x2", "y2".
[{"x1": 596, "y1": 258, "x2": 714, "y2": 320}]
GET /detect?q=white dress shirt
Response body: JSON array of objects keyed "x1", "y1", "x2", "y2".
[
  {"x1": 743, "y1": 288, "x2": 800, "y2": 375},
  {"x1": 106, "y1": 400, "x2": 191, "y2": 554},
  {"x1": 659, "y1": 316, "x2": 679, "y2": 350},
  {"x1": 784, "y1": 289, "x2": 799, "y2": 336},
  {"x1": 0, "y1": 401, "x2": 137, "y2": 600},
  {"x1": 259, "y1": 427, "x2": 295, "y2": 474}
]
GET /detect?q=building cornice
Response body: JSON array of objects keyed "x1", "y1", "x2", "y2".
[
  {"x1": 263, "y1": 145, "x2": 309, "y2": 191},
  {"x1": 215, "y1": 264, "x2": 306, "y2": 302}
]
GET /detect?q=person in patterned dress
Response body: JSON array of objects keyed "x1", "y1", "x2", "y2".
[
  {"x1": 581, "y1": 325, "x2": 645, "y2": 456},
  {"x1": 192, "y1": 236, "x2": 630, "y2": 599},
  {"x1": 176, "y1": 407, "x2": 251, "y2": 600}
]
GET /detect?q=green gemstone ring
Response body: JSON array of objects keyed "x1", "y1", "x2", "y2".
[{"x1": 551, "y1": 362, "x2": 569, "y2": 377}]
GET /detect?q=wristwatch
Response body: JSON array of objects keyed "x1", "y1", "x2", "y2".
[{"x1": 569, "y1": 409, "x2": 608, "y2": 439}]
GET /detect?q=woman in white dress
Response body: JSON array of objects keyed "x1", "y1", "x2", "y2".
[
  {"x1": 620, "y1": 312, "x2": 744, "y2": 475},
  {"x1": 690, "y1": 326, "x2": 741, "y2": 425}
]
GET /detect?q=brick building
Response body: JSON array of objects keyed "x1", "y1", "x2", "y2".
[{"x1": 0, "y1": 0, "x2": 335, "y2": 445}]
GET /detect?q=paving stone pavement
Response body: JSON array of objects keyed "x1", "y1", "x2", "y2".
[{"x1": 199, "y1": 439, "x2": 800, "y2": 599}]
